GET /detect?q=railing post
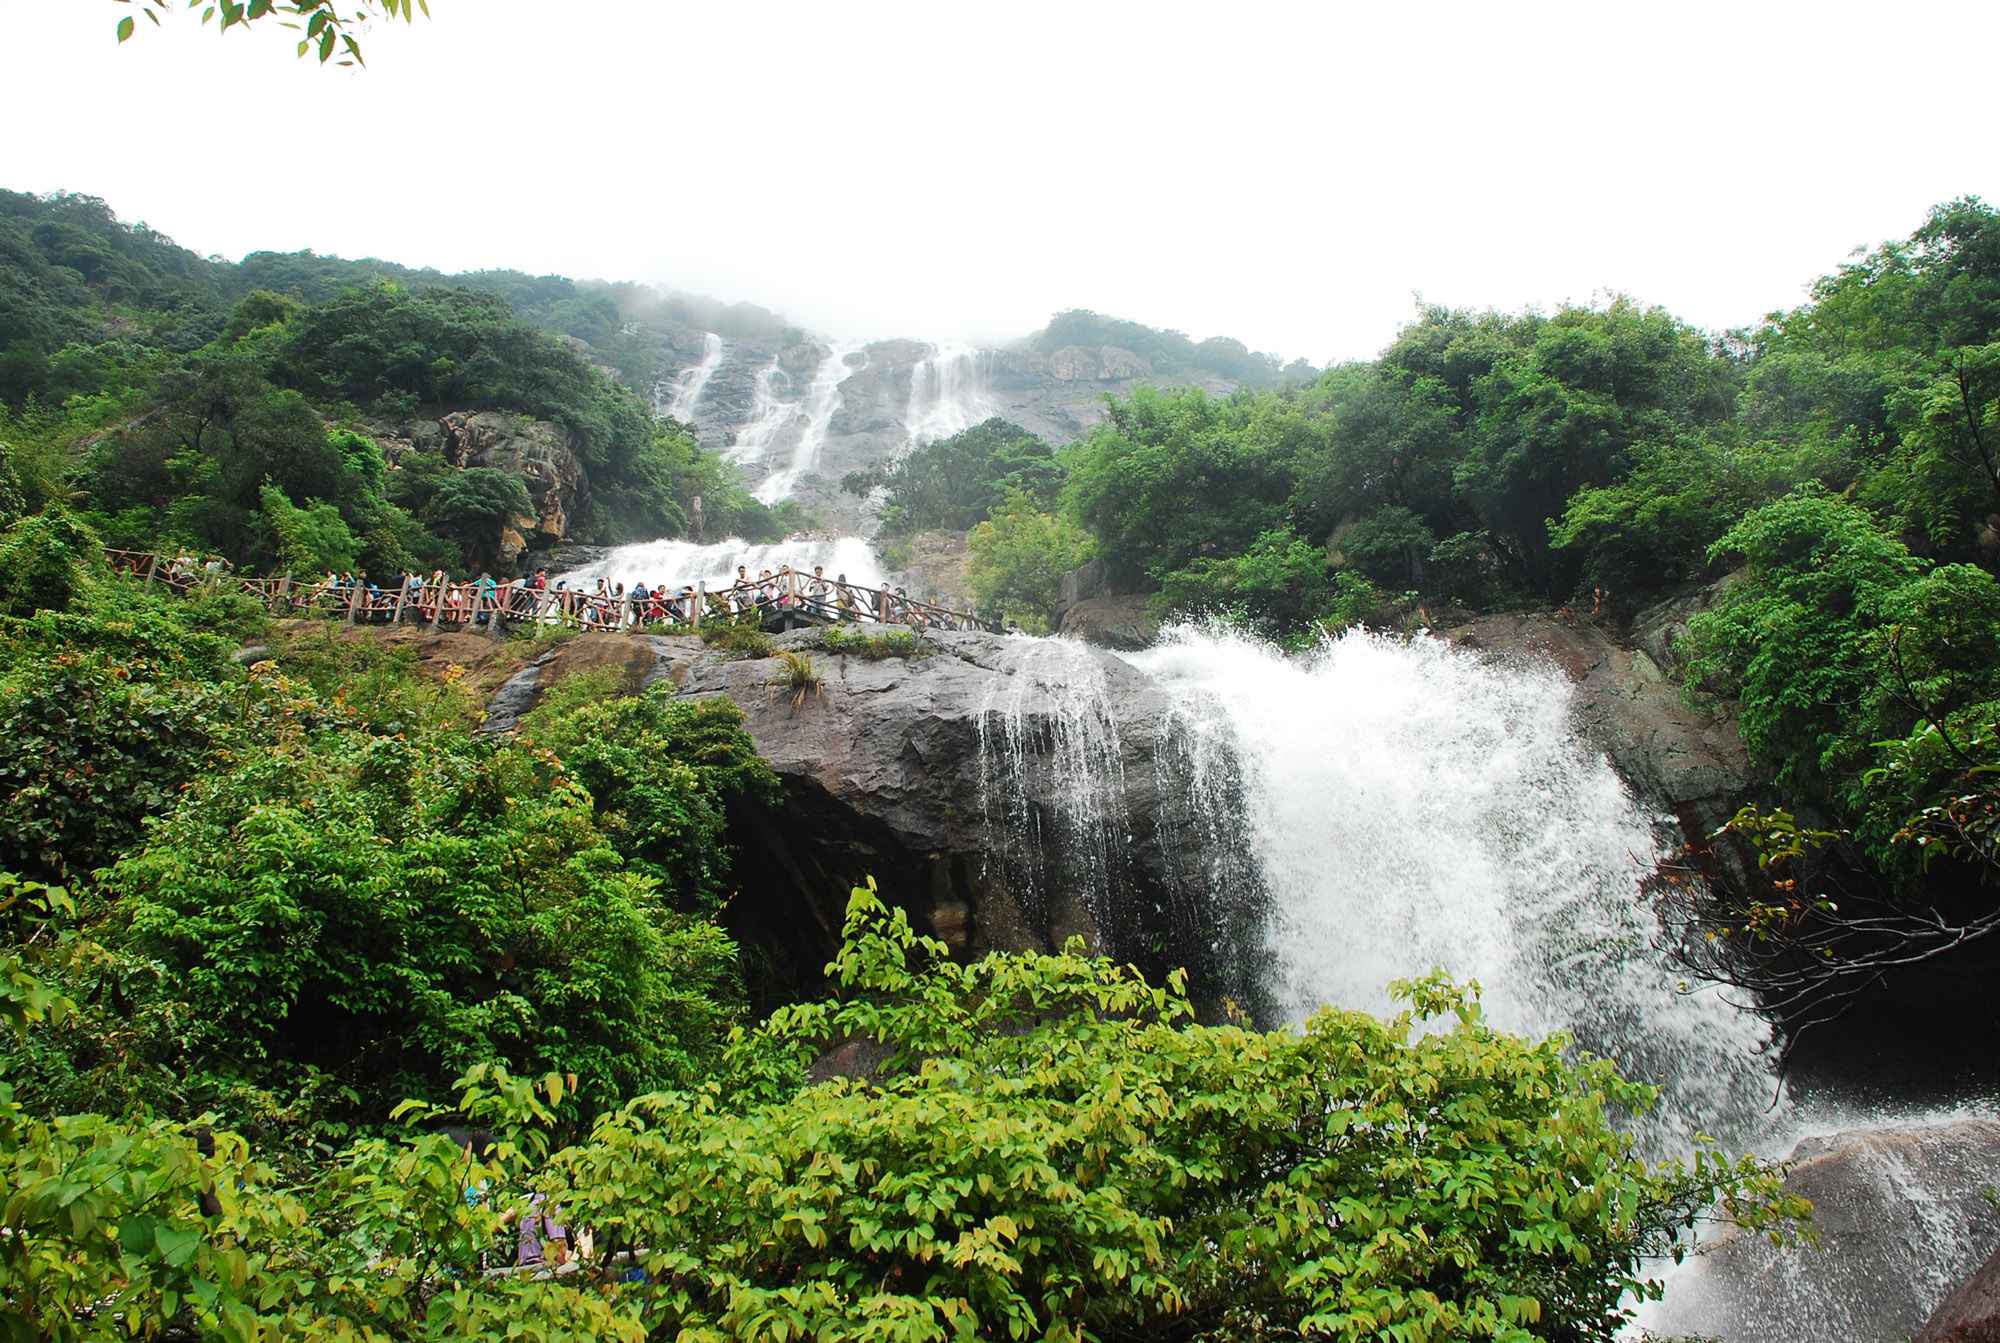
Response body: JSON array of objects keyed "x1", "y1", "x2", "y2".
[
  {"x1": 346, "y1": 577, "x2": 365, "y2": 624},
  {"x1": 692, "y1": 582, "x2": 704, "y2": 632},
  {"x1": 430, "y1": 576, "x2": 450, "y2": 633},
  {"x1": 617, "y1": 591, "x2": 633, "y2": 632},
  {"x1": 390, "y1": 576, "x2": 408, "y2": 625},
  {"x1": 274, "y1": 572, "x2": 293, "y2": 615},
  {"x1": 143, "y1": 553, "x2": 159, "y2": 588},
  {"x1": 489, "y1": 586, "x2": 510, "y2": 640}
]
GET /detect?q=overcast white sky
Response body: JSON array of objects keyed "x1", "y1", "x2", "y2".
[{"x1": 4, "y1": 0, "x2": 1997, "y2": 364}]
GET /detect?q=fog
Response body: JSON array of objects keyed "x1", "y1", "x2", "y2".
[{"x1": 4, "y1": 0, "x2": 1998, "y2": 362}]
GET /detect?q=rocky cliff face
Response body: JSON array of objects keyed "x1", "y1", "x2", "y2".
[
  {"x1": 368, "y1": 410, "x2": 587, "y2": 567},
  {"x1": 645, "y1": 324, "x2": 1238, "y2": 532},
  {"x1": 490, "y1": 628, "x2": 1268, "y2": 1008}
]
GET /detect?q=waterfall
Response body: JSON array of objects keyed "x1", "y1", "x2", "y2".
[
  {"x1": 727, "y1": 359, "x2": 795, "y2": 468},
  {"x1": 905, "y1": 342, "x2": 998, "y2": 444},
  {"x1": 754, "y1": 342, "x2": 867, "y2": 504},
  {"x1": 558, "y1": 534, "x2": 886, "y2": 592},
  {"x1": 976, "y1": 639, "x2": 1130, "y2": 933},
  {"x1": 970, "y1": 635, "x2": 1271, "y2": 1000},
  {"x1": 1126, "y1": 623, "x2": 1781, "y2": 1145},
  {"x1": 665, "y1": 332, "x2": 726, "y2": 422}
]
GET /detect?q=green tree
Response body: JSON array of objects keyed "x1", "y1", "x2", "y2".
[
  {"x1": 1684, "y1": 489, "x2": 1925, "y2": 802},
  {"x1": 966, "y1": 490, "x2": 1092, "y2": 630},
  {"x1": 426, "y1": 466, "x2": 532, "y2": 570},
  {"x1": 259, "y1": 483, "x2": 360, "y2": 574},
  {"x1": 111, "y1": 711, "x2": 743, "y2": 1127},
  {"x1": 524, "y1": 689, "x2": 780, "y2": 911},
  {"x1": 843, "y1": 418, "x2": 1061, "y2": 534},
  {"x1": 0, "y1": 510, "x2": 103, "y2": 619}
]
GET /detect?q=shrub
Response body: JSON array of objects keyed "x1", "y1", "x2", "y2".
[
  {"x1": 699, "y1": 617, "x2": 774, "y2": 658},
  {"x1": 0, "y1": 510, "x2": 102, "y2": 618},
  {"x1": 809, "y1": 625, "x2": 929, "y2": 660},
  {"x1": 768, "y1": 648, "x2": 824, "y2": 709}
]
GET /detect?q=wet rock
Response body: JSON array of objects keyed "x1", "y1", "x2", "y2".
[
  {"x1": 1058, "y1": 594, "x2": 1158, "y2": 650},
  {"x1": 661, "y1": 629, "x2": 1267, "y2": 1008},
  {"x1": 482, "y1": 653, "x2": 550, "y2": 735},
  {"x1": 1920, "y1": 1240, "x2": 2000, "y2": 1343},
  {"x1": 1441, "y1": 609, "x2": 1754, "y2": 841},
  {"x1": 1644, "y1": 1118, "x2": 2000, "y2": 1343}
]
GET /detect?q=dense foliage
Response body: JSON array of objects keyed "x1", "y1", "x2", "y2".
[
  {"x1": 0, "y1": 887, "x2": 1803, "y2": 1342},
  {"x1": 842, "y1": 418, "x2": 1062, "y2": 535},
  {"x1": 0, "y1": 188, "x2": 797, "y2": 577},
  {"x1": 0, "y1": 557, "x2": 771, "y2": 1146}
]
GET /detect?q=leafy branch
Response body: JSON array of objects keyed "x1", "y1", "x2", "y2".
[{"x1": 112, "y1": 0, "x2": 429, "y2": 66}]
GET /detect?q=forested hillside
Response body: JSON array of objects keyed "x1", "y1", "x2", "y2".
[
  {"x1": 881, "y1": 198, "x2": 2000, "y2": 1031},
  {"x1": 0, "y1": 189, "x2": 802, "y2": 578},
  {"x1": 4, "y1": 185, "x2": 1990, "y2": 1340}
]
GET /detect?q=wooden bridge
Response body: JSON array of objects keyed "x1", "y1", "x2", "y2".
[{"x1": 102, "y1": 548, "x2": 997, "y2": 637}]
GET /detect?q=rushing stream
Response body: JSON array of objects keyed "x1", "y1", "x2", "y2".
[
  {"x1": 556, "y1": 526, "x2": 1997, "y2": 1336},
  {"x1": 1128, "y1": 623, "x2": 1783, "y2": 1144}
]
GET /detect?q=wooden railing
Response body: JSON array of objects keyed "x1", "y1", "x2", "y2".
[{"x1": 103, "y1": 548, "x2": 996, "y2": 637}]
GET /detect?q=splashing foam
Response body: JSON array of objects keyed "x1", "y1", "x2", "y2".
[
  {"x1": 559, "y1": 535, "x2": 885, "y2": 592},
  {"x1": 1128, "y1": 622, "x2": 1781, "y2": 1145}
]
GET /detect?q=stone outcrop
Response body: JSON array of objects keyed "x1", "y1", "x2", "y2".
[
  {"x1": 371, "y1": 411, "x2": 589, "y2": 563},
  {"x1": 413, "y1": 411, "x2": 586, "y2": 543},
  {"x1": 1642, "y1": 1119, "x2": 2000, "y2": 1343},
  {"x1": 1053, "y1": 557, "x2": 1162, "y2": 651},
  {"x1": 1441, "y1": 606, "x2": 1753, "y2": 841},
  {"x1": 493, "y1": 628, "x2": 1267, "y2": 1006},
  {"x1": 1920, "y1": 1241, "x2": 2000, "y2": 1343}
]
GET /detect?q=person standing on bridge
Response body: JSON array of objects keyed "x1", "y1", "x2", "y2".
[{"x1": 807, "y1": 566, "x2": 829, "y2": 617}]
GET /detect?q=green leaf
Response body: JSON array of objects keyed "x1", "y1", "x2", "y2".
[
  {"x1": 117, "y1": 15, "x2": 136, "y2": 41},
  {"x1": 155, "y1": 1224, "x2": 203, "y2": 1267},
  {"x1": 118, "y1": 1215, "x2": 156, "y2": 1253}
]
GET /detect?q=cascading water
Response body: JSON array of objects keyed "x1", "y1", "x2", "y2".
[
  {"x1": 1126, "y1": 623, "x2": 1781, "y2": 1146},
  {"x1": 969, "y1": 635, "x2": 1270, "y2": 999},
  {"x1": 976, "y1": 639, "x2": 1130, "y2": 931},
  {"x1": 664, "y1": 332, "x2": 726, "y2": 422},
  {"x1": 904, "y1": 342, "x2": 998, "y2": 444},
  {"x1": 755, "y1": 342, "x2": 867, "y2": 504},
  {"x1": 727, "y1": 360, "x2": 794, "y2": 468},
  {"x1": 558, "y1": 534, "x2": 886, "y2": 592}
]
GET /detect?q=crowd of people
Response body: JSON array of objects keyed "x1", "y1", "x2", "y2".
[
  {"x1": 287, "y1": 562, "x2": 975, "y2": 632},
  {"x1": 100, "y1": 545, "x2": 986, "y2": 633}
]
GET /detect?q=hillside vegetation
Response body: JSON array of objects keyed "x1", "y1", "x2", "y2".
[
  {"x1": 881, "y1": 199, "x2": 2000, "y2": 1026},
  {"x1": 0, "y1": 189, "x2": 804, "y2": 577},
  {"x1": 7, "y1": 186, "x2": 1988, "y2": 1339}
]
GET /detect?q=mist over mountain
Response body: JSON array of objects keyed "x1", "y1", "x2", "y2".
[{"x1": 0, "y1": 187, "x2": 1319, "y2": 531}]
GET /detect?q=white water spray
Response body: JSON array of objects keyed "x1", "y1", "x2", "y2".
[
  {"x1": 665, "y1": 332, "x2": 726, "y2": 422},
  {"x1": 1127, "y1": 624, "x2": 1781, "y2": 1144},
  {"x1": 904, "y1": 342, "x2": 998, "y2": 444},
  {"x1": 557, "y1": 534, "x2": 886, "y2": 593},
  {"x1": 755, "y1": 342, "x2": 867, "y2": 504},
  {"x1": 728, "y1": 359, "x2": 795, "y2": 469},
  {"x1": 976, "y1": 638, "x2": 1130, "y2": 929}
]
